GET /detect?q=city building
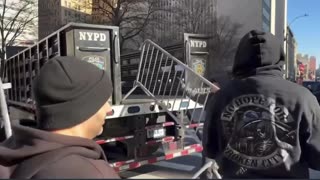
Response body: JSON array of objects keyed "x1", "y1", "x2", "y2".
[
  {"x1": 309, "y1": 56, "x2": 317, "y2": 80},
  {"x1": 286, "y1": 27, "x2": 298, "y2": 81},
  {"x1": 296, "y1": 54, "x2": 309, "y2": 81},
  {"x1": 151, "y1": 0, "x2": 216, "y2": 46},
  {"x1": 38, "y1": 0, "x2": 95, "y2": 39},
  {"x1": 0, "y1": 0, "x2": 38, "y2": 47},
  {"x1": 148, "y1": 0, "x2": 287, "y2": 77},
  {"x1": 151, "y1": 0, "x2": 287, "y2": 50},
  {"x1": 38, "y1": 0, "x2": 115, "y2": 39},
  {"x1": 316, "y1": 65, "x2": 320, "y2": 81},
  {"x1": 296, "y1": 53, "x2": 317, "y2": 81},
  {"x1": 216, "y1": 0, "x2": 287, "y2": 48},
  {"x1": 213, "y1": 0, "x2": 288, "y2": 77}
]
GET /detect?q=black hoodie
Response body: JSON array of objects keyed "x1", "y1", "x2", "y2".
[
  {"x1": 0, "y1": 119, "x2": 120, "y2": 179},
  {"x1": 203, "y1": 30, "x2": 320, "y2": 178}
]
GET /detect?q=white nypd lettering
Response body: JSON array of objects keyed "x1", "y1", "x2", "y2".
[
  {"x1": 79, "y1": 31, "x2": 107, "y2": 41},
  {"x1": 190, "y1": 40, "x2": 207, "y2": 48}
]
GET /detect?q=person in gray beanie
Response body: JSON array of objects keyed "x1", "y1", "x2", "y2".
[{"x1": 0, "y1": 56, "x2": 120, "y2": 179}]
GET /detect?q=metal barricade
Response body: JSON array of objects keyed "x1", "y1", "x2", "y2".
[
  {"x1": 123, "y1": 39, "x2": 220, "y2": 131},
  {"x1": 0, "y1": 79, "x2": 12, "y2": 139}
]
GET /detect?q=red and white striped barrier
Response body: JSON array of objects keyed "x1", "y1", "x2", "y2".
[
  {"x1": 111, "y1": 144, "x2": 203, "y2": 172},
  {"x1": 97, "y1": 136, "x2": 175, "y2": 146},
  {"x1": 111, "y1": 144, "x2": 202, "y2": 168},
  {"x1": 96, "y1": 135, "x2": 134, "y2": 145}
]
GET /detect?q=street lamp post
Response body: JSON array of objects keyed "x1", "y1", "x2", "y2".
[{"x1": 285, "y1": 13, "x2": 309, "y2": 81}]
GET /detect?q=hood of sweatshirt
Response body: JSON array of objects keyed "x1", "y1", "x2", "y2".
[{"x1": 232, "y1": 30, "x2": 285, "y2": 79}]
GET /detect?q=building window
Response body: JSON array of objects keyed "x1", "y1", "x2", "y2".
[
  {"x1": 262, "y1": 0, "x2": 271, "y2": 32},
  {"x1": 262, "y1": 8, "x2": 270, "y2": 21},
  {"x1": 262, "y1": 21, "x2": 270, "y2": 32},
  {"x1": 263, "y1": 0, "x2": 271, "y2": 8}
]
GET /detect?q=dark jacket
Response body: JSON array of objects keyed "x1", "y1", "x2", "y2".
[
  {"x1": 0, "y1": 119, "x2": 120, "y2": 179},
  {"x1": 203, "y1": 30, "x2": 320, "y2": 178}
]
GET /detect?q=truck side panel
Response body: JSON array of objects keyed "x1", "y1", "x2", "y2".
[{"x1": 3, "y1": 23, "x2": 121, "y2": 106}]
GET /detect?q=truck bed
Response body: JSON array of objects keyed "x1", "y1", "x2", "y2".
[{"x1": 121, "y1": 95, "x2": 185, "y2": 104}]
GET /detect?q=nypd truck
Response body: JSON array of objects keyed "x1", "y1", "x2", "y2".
[{"x1": 0, "y1": 23, "x2": 218, "y2": 173}]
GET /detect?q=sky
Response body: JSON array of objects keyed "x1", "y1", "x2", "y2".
[{"x1": 287, "y1": 0, "x2": 320, "y2": 67}]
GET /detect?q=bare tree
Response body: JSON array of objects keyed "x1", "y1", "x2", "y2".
[
  {"x1": 169, "y1": 0, "x2": 242, "y2": 72},
  {"x1": 210, "y1": 15, "x2": 243, "y2": 69},
  {"x1": 138, "y1": 0, "x2": 242, "y2": 80},
  {"x1": 0, "y1": 0, "x2": 37, "y2": 63},
  {"x1": 171, "y1": 0, "x2": 216, "y2": 35},
  {"x1": 75, "y1": 0, "x2": 163, "y2": 52}
]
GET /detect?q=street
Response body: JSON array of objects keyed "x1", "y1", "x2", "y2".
[
  {"x1": 121, "y1": 154, "x2": 320, "y2": 179},
  {"x1": 118, "y1": 128, "x2": 320, "y2": 179},
  {"x1": 119, "y1": 129, "x2": 203, "y2": 179},
  {"x1": 120, "y1": 153, "x2": 202, "y2": 179}
]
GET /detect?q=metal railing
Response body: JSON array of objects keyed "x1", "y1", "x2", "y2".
[
  {"x1": 0, "y1": 79, "x2": 12, "y2": 138},
  {"x1": 120, "y1": 43, "x2": 184, "y2": 95},
  {"x1": 123, "y1": 39, "x2": 220, "y2": 128}
]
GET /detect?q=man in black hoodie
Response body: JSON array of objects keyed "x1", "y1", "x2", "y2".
[
  {"x1": 202, "y1": 30, "x2": 320, "y2": 178},
  {"x1": 0, "y1": 56, "x2": 120, "y2": 178}
]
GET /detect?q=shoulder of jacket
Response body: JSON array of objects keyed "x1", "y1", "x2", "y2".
[
  {"x1": 34, "y1": 154, "x2": 108, "y2": 178},
  {"x1": 78, "y1": 156, "x2": 108, "y2": 175},
  {"x1": 78, "y1": 156, "x2": 120, "y2": 178}
]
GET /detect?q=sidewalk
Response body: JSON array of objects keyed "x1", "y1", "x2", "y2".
[{"x1": 310, "y1": 169, "x2": 320, "y2": 179}]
